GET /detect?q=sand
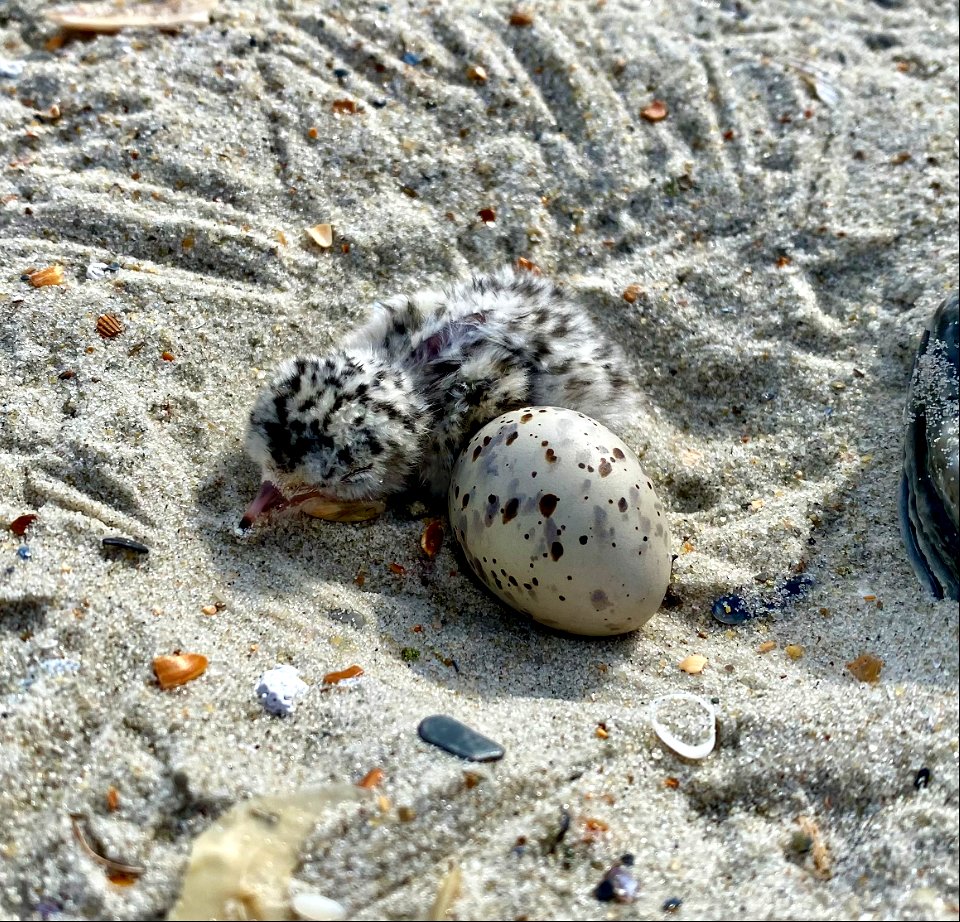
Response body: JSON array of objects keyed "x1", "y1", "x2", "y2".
[{"x1": 0, "y1": 0, "x2": 957, "y2": 919}]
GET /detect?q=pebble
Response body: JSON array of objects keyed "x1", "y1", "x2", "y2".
[
  {"x1": 914, "y1": 767, "x2": 931, "y2": 789},
  {"x1": 102, "y1": 536, "x2": 149, "y2": 555},
  {"x1": 17, "y1": 546, "x2": 31, "y2": 560},
  {"x1": 255, "y1": 665, "x2": 308, "y2": 717},
  {"x1": 417, "y1": 715, "x2": 504, "y2": 762}
]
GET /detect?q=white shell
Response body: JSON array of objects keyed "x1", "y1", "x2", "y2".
[
  {"x1": 649, "y1": 692, "x2": 717, "y2": 760},
  {"x1": 255, "y1": 664, "x2": 308, "y2": 717},
  {"x1": 448, "y1": 407, "x2": 672, "y2": 636},
  {"x1": 290, "y1": 888, "x2": 347, "y2": 921}
]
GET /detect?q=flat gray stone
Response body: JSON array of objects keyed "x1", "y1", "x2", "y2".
[{"x1": 417, "y1": 715, "x2": 504, "y2": 762}]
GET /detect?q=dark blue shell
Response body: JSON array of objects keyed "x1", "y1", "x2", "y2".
[{"x1": 899, "y1": 293, "x2": 959, "y2": 601}]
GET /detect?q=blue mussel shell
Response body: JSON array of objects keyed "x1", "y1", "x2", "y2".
[{"x1": 899, "y1": 293, "x2": 959, "y2": 601}]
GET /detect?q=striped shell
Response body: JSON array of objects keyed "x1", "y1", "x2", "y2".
[{"x1": 899, "y1": 292, "x2": 959, "y2": 601}]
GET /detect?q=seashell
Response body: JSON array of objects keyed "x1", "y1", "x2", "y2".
[
  {"x1": 255, "y1": 664, "x2": 307, "y2": 716},
  {"x1": 649, "y1": 692, "x2": 717, "y2": 760},
  {"x1": 899, "y1": 292, "x2": 959, "y2": 601},
  {"x1": 300, "y1": 496, "x2": 385, "y2": 522},
  {"x1": 102, "y1": 535, "x2": 149, "y2": 555},
  {"x1": 153, "y1": 653, "x2": 208, "y2": 689},
  {"x1": 96, "y1": 313, "x2": 124, "y2": 338},
  {"x1": 289, "y1": 887, "x2": 347, "y2": 921},
  {"x1": 419, "y1": 520, "x2": 444, "y2": 557},
  {"x1": 305, "y1": 223, "x2": 334, "y2": 247},
  {"x1": 322, "y1": 664, "x2": 363, "y2": 685},
  {"x1": 678, "y1": 653, "x2": 707, "y2": 675},
  {"x1": 27, "y1": 265, "x2": 64, "y2": 287}
]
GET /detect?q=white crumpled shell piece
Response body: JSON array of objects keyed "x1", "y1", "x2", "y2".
[
  {"x1": 255, "y1": 664, "x2": 308, "y2": 717},
  {"x1": 649, "y1": 692, "x2": 717, "y2": 760}
]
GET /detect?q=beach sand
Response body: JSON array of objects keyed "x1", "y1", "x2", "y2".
[{"x1": 0, "y1": 0, "x2": 957, "y2": 918}]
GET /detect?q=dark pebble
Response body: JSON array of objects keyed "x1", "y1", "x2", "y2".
[
  {"x1": 914, "y1": 766, "x2": 931, "y2": 789},
  {"x1": 333, "y1": 67, "x2": 350, "y2": 79},
  {"x1": 417, "y1": 714, "x2": 504, "y2": 762},
  {"x1": 370, "y1": 99, "x2": 387, "y2": 108},
  {"x1": 102, "y1": 536, "x2": 149, "y2": 555},
  {"x1": 663, "y1": 896, "x2": 683, "y2": 912}
]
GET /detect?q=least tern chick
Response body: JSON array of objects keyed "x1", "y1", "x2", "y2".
[{"x1": 241, "y1": 266, "x2": 633, "y2": 527}]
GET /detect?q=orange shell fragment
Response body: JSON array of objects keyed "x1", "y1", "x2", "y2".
[
  {"x1": 153, "y1": 653, "x2": 208, "y2": 689},
  {"x1": 640, "y1": 99, "x2": 668, "y2": 122},
  {"x1": 323, "y1": 664, "x2": 364, "y2": 685},
  {"x1": 357, "y1": 767, "x2": 385, "y2": 789},
  {"x1": 420, "y1": 520, "x2": 445, "y2": 557},
  {"x1": 28, "y1": 265, "x2": 65, "y2": 287},
  {"x1": 96, "y1": 313, "x2": 124, "y2": 338},
  {"x1": 846, "y1": 653, "x2": 883, "y2": 683}
]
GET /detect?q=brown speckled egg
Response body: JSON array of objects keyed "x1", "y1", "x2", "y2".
[{"x1": 448, "y1": 406, "x2": 672, "y2": 636}]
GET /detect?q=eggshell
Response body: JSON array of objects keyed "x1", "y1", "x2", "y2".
[{"x1": 448, "y1": 407, "x2": 672, "y2": 636}]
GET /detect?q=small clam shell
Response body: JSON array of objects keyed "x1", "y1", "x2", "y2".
[
  {"x1": 153, "y1": 653, "x2": 208, "y2": 689},
  {"x1": 899, "y1": 292, "x2": 959, "y2": 600},
  {"x1": 300, "y1": 497, "x2": 385, "y2": 522}
]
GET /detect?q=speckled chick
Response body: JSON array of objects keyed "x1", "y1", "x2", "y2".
[{"x1": 241, "y1": 266, "x2": 634, "y2": 525}]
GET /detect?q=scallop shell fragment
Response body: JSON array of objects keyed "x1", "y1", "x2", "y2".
[{"x1": 899, "y1": 292, "x2": 959, "y2": 601}]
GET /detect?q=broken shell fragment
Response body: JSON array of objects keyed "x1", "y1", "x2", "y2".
[
  {"x1": 640, "y1": 99, "x2": 669, "y2": 122},
  {"x1": 649, "y1": 692, "x2": 717, "y2": 760},
  {"x1": 96, "y1": 313, "x2": 124, "y2": 338},
  {"x1": 9, "y1": 513, "x2": 37, "y2": 537},
  {"x1": 256, "y1": 664, "x2": 308, "y2": 716},
  {"x1": 899, "y1": 292, "x2": 959, "y2": 601},
  {"x1": 678, "y1": 653, "x2": 707, "y2": 674},
  {"x1": 846, "y1": 653, "x2": 883, "y2": 683},
  {"x1": 102, "y1": 535, "x2": 149, "y2": 556},
  {"x1": 153, "y1": 653, "x2": 208, "y2": 689},
  {"x1": 306, "y1": 223, "x2": 334, "y2": 248},
  {"x1": 27, "y1": 265, "x2": 64, "y2": 287},
  {"x1": 289, "y1": 887, "x2": 348, "y2": 921},
  {"x1": 322, "y1": 664, "x2": 364, "y2": 685},
  {"x1": 300, "y1": 496, "x2": 385, "y2": 522},
  {"x1": 420, "y1": 520, "x2": 444, "y2": 557}
]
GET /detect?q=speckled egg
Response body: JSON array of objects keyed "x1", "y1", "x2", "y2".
[{"x1": 448, "y1": 406, "x2": 672, "y2": 636}]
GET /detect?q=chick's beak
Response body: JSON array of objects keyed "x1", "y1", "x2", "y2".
[{"x1": 239, "y1": 480, "x2": 289, "y2": 529}]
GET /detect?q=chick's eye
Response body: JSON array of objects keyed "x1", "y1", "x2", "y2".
[{"x1": 341, "y1": 465, "x2": 373, "y2": 484}]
